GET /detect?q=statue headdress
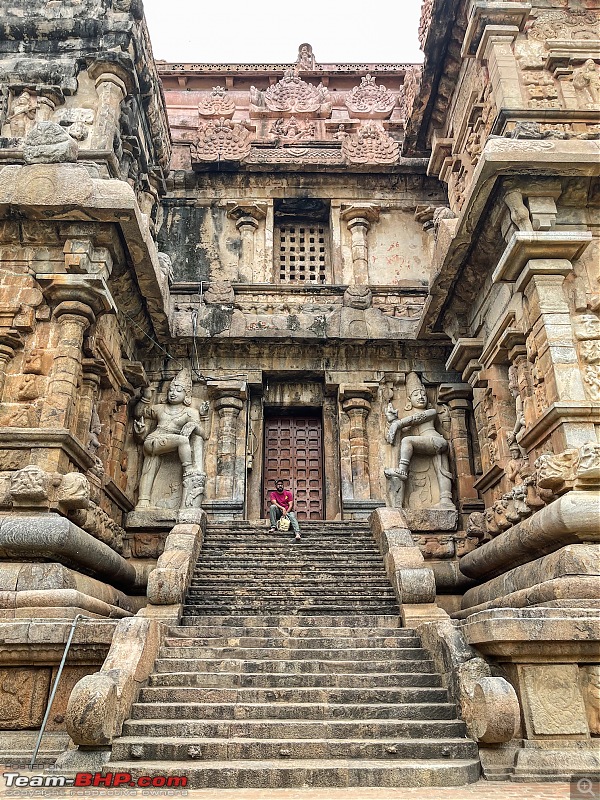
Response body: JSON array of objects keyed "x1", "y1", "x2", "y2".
[
  {"x1": 404, "y1": 372, "x2": 426, "y2": 410},
  {"x1": 170, "y1": 368, "x2": 193, "y2": 405}
]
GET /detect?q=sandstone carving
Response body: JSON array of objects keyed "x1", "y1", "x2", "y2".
[
  {"x1": 295, "y1": 43, "x2": 316, "y2": 71},
  {"x1": 134, "y1": 369, "x2": 209, "y2": 511},
  {"x1": 192, "y1": 118, "x2": 252, "y2": 162},
  {"x1": 572, "y1": 60, "x2": 600, "y2": 107},
  {"x1": 345, "y1": 75, "x2": 396, "y2": 119},
  {"x1": 23, "y1": 122, "x2": 78, "y2": 164},
  {"x1": 251, "y1": 69, "x2": 332, "y2": 116},
  {"x1": 56, "y1": 108, "x2": 95, "y2": 141},
  {"x1": 197, "y1": 86, "x2": 236, "y2": 118},
  {"x1": 270, "y1": 116, "x2": 315, "y2": 142},
  {"x1": 384, "y1": 373, "x2": 455, "y2": 511},
  {"x1": 8, "y1": 91, "x2": 37, "y2": 138},
  {"x1": 341, "y1": 122, "x2": 400, "y2": 165}
]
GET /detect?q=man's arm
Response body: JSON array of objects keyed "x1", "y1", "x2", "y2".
[{"x1": 284, "y1": 492, "x2": 294, "y2": 513}]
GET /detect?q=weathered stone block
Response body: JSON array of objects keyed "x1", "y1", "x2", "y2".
[
  {"x1": 0, "y1": 667, "x2": 51, "y2": 729},
  {"x1": 519, "y1": 664, "x2": 589, "y2": 738}
]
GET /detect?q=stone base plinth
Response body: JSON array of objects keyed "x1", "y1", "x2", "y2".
[
  {"x1": 201, "y1": 500, "x2": 244, "y2": 521},
  {"x1": 404, "y1": 507, "x2": 458, "y2": 532},
  {"x1": 126, "y1": 508, "x2": 178, "y2": 530},
  {"x1": 343, "y1": 499, "x2": 386, "y2": 520}
]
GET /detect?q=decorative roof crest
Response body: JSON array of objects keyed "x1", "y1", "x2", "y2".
[
  {"x1": 192, "y1": 117, "x2": 252, "y2": 162},
  {"x1": 251, "y1": 69, "x2": 332, "y2": 117},
  {"x1": 198, "y1": 86, "x2": 236, "y2": 118},
  {"x1": 345, "y1": 74, "x2": 396, "y2": 118},
  {"x1": 341, "y1": 121, "x2": 400, "y2": 165}
]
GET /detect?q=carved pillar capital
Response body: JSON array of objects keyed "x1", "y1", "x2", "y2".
[{"x1": 37, "y1": 275, "x2": 115, "y2": 320}]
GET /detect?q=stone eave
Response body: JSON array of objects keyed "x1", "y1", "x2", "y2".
[
  {"x1": 157, "y1": 62, "x2": 418, "y2": 78},
  {"x1": 403, "y1": 0, "x2": 463, "y2": 157},
  {"x1": 418, "y1": 137, "x2": 600, "y2": 336}
]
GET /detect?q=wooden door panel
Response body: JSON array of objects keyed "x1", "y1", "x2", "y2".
[{"x1": 264, "y1": 413, "x2": 323, "y2": 519}]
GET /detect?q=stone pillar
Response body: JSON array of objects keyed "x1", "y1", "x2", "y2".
[
  {"x1": 340, "y1": 386, "x2": 374, "y2": 500},
  {"x1": 75, "y1": 359, "x2": 103, "y2": 446},
  {"x1": 88, "y1": 62, "x2": 129, "y2": 151},
  {"x1": 39, "y1": 301, "x2": 95, "y2": 432},
  {"x1": 438, "y1": 383, "x2": 479, "y2": 501},
  {"x1": 36, "y1": 88, "x2": 63, "y2": 123},
  {"x1": 340, "y1": 205, "x2": 379, "y2": 285}
]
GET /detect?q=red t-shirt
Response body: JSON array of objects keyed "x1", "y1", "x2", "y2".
[{"x1": 270, "y1": 489, "x2": 293, "y2": 511}]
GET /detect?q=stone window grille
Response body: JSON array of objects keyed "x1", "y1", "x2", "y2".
[{"x1": 275, "y1": 223, "x2": 330, "y2": 283}]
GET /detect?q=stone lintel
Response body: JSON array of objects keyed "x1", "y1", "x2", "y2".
[
  {"x1": 462, "y1": 0, "x2": 530, "y2": 56},
  {"x1": 545, "y1": 40, "x2": 600, "y2": 72},
  {"x1": 0, "y1": 619, "x2": 116, "y2": 666},
  {"x1": 0, "y1": 427, "x2": 95, "y2": 473},
  {"x1": 492, "y1": 231, "x2": 592, "y2": 285},
  {"x1": 207, "y1": 380, "x2": 248, "y2": 402},
  {"x1": 338, "y1": 383, "x2": 377, "y2": 403},
  {"x1": 479, "y1": 309, "x2": 521, "y2": 368},
  {"x1": 225, "y1": 202, "x2": 267, "y2": 221},
  {"x1": 445, "y1": 338, "x2": 484, "y2": 373},
  {"x1": 518, "y1": 401, "x2": 600, "y2": 451},
  {"x1": 460, "y1": 607, "x2": 600, "y2": 663},
  {"x1": 437, "y1": 383, "x2": 473, "y2": 404},
  {"x1": 339, "y1": 204, "x2": 380, "y2": 225}
]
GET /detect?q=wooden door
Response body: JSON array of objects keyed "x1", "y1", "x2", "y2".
[{"x1": 263, "y1": 412, "x2": 324, "y2": 519}]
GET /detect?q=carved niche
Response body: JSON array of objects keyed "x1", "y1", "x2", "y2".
[
  {"x1": 198, "y1": 86, "x2": 236, "y2": 119},
  {"x1": 192, "y1": 118, "x2": 252, "y2": 162},
  {"x1": 341, "y1": 121, "x2": 399, "y2": 165},
  {"x1": 345, "y1": 75, "x2": 396, "y2": 119}
]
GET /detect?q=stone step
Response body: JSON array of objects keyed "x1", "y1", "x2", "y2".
[
  {"x1": 191, "y1": 570, "x2": 391, "y2": 578},
  {"x1": 138, "y1": 686, "x2": 450, "y2": 705},
  {"x1": 111, "y1": 736, "x2": 478, "y2": 763},
  {"x1": 148, "y1": 671, "x2": 443, "y2": 689},
  {"x1": 169, "y1": 622, "x2": 406, "y2": 636},
  {"x1": 178, "y1": 614, "x2": 402, "y2": 627},
  {"x1": 162, "y1": 635, "x2": 421, "y2": 649},
  {"x1": 181, "y1": 606, "x2": 400, "y2": 617},
  {"x1": 152, "y1": 657, "x2": 435, "y2": 674},
  {"x1": 130, "y1": 701, "x2": 457, "y2": 721},
  {"x1": 104, "y1": 758, "x2": 480, "y2": 788},
  {"x1": 157, "y1": 646, "x2": 428, "y2": 661},
  {"x1": 121, "y1": 718, "x2": 468, "y2": 740}
]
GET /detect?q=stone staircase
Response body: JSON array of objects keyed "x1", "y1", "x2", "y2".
[{"x1": 108, "y1": 521, "x2": 480, "y2": 788}]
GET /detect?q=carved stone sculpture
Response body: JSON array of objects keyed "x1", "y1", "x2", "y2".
[
  {"x1": 384, "y1": 372, "x2": 455, "y2": 510},
  {"x1": 197, "y1": 86, "x2": 236, "y2": 118},
  {"x1": 296, "y1": 43, "x2": 315, "y2": 71},
  {"x1": 87, "y1": 405, "x2": 104, "y2": 477},
  {"x1": 507, "y1": 364, "x2": 527, "y2": 457},
  {"x1": 8, "y1": 91, "x2": 36, "y2": 138},
  {"x1": 341, "y1": 122, "x2": 400, "y2": 165},
  {"x1": 572, "y1": 59, "x2": 600, "y2": 107},
  {"x1": 252, "y1": 70, "x2": 331, "y2": 116},
  {"x1": 192, "y1": 118, "x2": 252, "y2": 162},
  {"x1": 23, "y1": 122, "x2": 78, "y2": 164},
  {"x1": 134, "y1": 369, "x2": 209, "y2": 511},
  {"x1": 345, "y1": 75, "x2": 396, "y2": 119}
]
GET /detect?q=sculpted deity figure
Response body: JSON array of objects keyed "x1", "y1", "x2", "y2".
[
  {"x1": 573, "y1": 59, "x2": 600, "y2": 106},
  {"x1": 384, "y1": 372, "x2": 455, "y2": 510},
  {"x1": 134, "y1": 369, "x2": 209, "y2": 510},
  {"x1": 8, "y1": 91, "x2": 36, "y2": 138},
  {"x1": 296, "y1": 43, "x2": 315, "y2": 71}
]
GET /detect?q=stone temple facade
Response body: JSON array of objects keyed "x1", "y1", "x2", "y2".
[{"x1": 0, "y1": 0, "x2": 598, "y2": 789}]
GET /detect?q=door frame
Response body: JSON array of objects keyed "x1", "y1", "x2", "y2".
[{"x1": 262, "y1": 406, "x2": 325, "y2": 520}]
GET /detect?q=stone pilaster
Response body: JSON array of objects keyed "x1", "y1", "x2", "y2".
[
  {"x1": 227, "y1": 204, "x2": 266, "y2": 283},
  {"x1": 340, "y1": 205, "x2": 379, "y2": 285},
  {"x1": 340, "y1": 385, "x2": 374, "y2": 500},
  {"x1": 88, "y1": 61, "x2": 129, "y2": 152},
  {"x1": 208, "y1": 381, "x2": 248, "y2": 504},
  {"x1": 438, "y1": 383, "x2": 479, "y2": 502}
]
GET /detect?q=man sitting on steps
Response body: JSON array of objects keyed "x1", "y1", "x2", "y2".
[{"x1": 268, "y1": 479, "x2": 301, "y2": 541}]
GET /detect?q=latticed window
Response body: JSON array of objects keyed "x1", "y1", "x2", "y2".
[{"x1": 275, "y1": 224, "x2": 329, "y2": 283}]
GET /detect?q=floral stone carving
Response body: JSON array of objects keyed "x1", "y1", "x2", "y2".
[
  {"x1": 251, "y1": 69, "x2": 332, "y2": 117},
  {"x1": 341, "y1": 122, "x2": 399, "y2": 165},
  {"x1": 192, "y1": 118, "x2": 252, "y2": 162},
  {"x1": 345, "y1": 74, "x2": 396, "y2": 119},
  {"x1": 198, "y1": 86, "x2": 236, "y2": 118}
]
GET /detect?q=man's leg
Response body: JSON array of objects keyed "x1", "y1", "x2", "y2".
[
  {"x1": 287, "y1": 512, "x2": 301, "y2": 538},
  {"x1": 269, "y1": 504, "x2": 281, "y2": 530}
]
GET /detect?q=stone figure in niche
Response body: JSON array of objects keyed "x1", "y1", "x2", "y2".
[
  {"x1": 572, "y1": 60, "x2": 600, "y2": 106},
  {"x1": 8, "y1": 91, "x2": 36, "y2": 138},
  {"x1": 296, "y1": 43, "x2": 316, "y2": 71},
  {"x1": 384, "y1": 372, "x2": 455, "y2": 510},
  {"x1": 507, "y1": 364, "x2": 527, "y2": 457},
  {"x1": 87, "y1": 405, "x2": 104, "y2": 477},
  {"x1": 133, "y1": 369, "x2": 209, "y2": 510}
]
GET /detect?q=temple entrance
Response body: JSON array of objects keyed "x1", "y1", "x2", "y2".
[{"x1": 263, "y1": 410, "x2": 324, "y2": 520}]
